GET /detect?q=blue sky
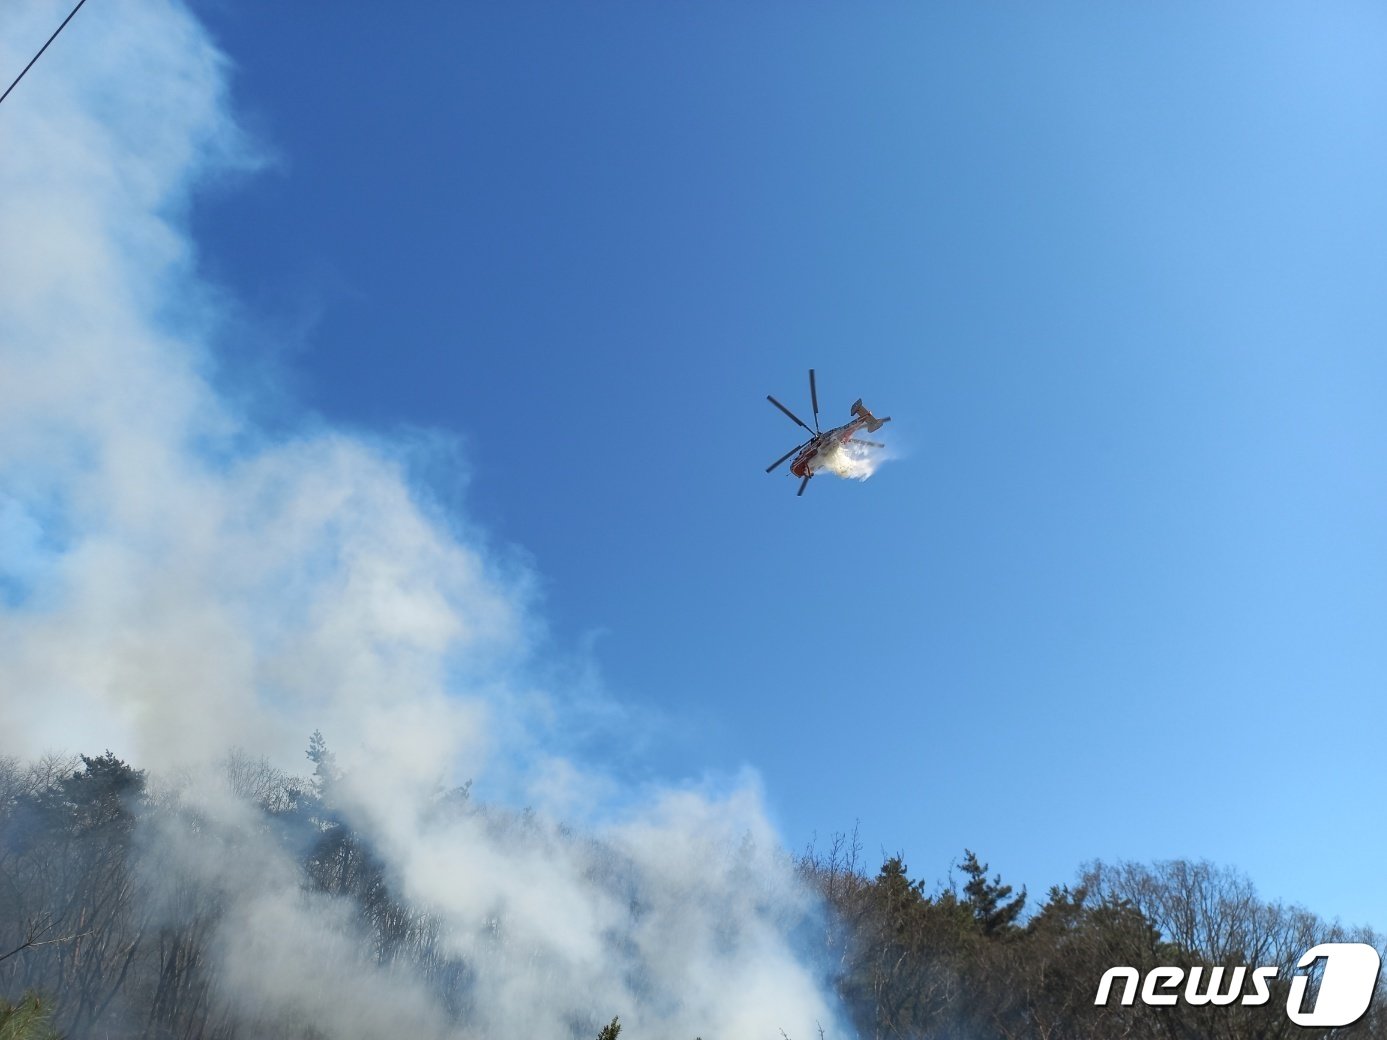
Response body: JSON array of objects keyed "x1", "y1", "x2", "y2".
[{"x1": 170, "y1": 2, "x2": 1387, "y2": 926}]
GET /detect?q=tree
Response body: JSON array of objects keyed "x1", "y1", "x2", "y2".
[
  {"x1": 306, "y1": 729, "x2": 340, "y2": 796},
  {"x1": 958, "y1": 849, "x2": 1026, "y2": 938},
  {"x1": 0, "y1": 992, "x2": 62, "y2": 1040}
]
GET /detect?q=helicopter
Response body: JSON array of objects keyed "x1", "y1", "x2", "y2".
[{"x1": 765, "y1": 369, "x2": 891, "y2": 496}]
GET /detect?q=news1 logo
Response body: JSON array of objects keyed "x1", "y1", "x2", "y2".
[{"x1": 1095, "y1": 943, "x2": 1383, "y2": 1027}]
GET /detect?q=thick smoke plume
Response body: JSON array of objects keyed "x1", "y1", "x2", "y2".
[{"x1": 0, "y1": 1, "x2": 842, "y2": 1035}]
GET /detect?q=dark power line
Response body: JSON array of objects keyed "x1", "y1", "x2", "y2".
[{"x1": 0, "y1": 0, "x2": 91, "y2": 110}]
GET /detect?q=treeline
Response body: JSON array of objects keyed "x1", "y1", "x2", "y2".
[
  {"x1": 1, "y1": 748, "x2": 1382, "y2": 1039},
  {"x1": 0, "y1": 746, "x2": 467, "y2": 1040},
  {"x1": 797, "y1": 830, "x2": 1384, "y2": 1039}
]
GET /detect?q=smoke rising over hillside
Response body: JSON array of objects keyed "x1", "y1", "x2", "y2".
[{"x1": 0, "y1": 2, "x2": 841, "y2": 1035}]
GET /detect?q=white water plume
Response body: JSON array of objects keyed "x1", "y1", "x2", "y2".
[{"x1": 811, "y1": 439, "x2": 890, "y2": 481}]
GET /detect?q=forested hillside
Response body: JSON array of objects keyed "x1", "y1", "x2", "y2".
[
  {"x1": 1, "y1": 749, "x2": 1380, "y2": 1039},
  {"x1": 800, "y1": 833, "x2": 1383, "y2": 1038}
]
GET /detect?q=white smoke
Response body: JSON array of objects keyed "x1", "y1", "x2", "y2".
[{"x1": 0, "y1": 1, "x2": 843, "y2": 1035}]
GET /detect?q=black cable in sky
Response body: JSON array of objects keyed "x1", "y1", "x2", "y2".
[{"x1": 0, "y1": 0, "x2": 91, "y2": 110}]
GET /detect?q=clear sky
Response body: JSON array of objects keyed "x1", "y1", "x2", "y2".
[{"x1": 164, "y1": 2, "x2": 1387, "y2": 927}]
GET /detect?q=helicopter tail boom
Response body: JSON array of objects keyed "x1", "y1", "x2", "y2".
[{"x1": 850, "y1": 399, "x2": 891, "y2": 434}]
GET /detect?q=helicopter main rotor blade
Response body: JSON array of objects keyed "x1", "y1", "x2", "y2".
[
  {"x1": 855, "y1": 440, "x2": 885, "y2": 448},
  {"x1": 809, "y1": 369, "x2": 820, "y2": 432},
  {"x1": 766, "y1": 443, "x2": 806, "y2": 474},
  {"x1": 767, "y1": 394, "x2": 812, "y2": 432},
  {"x1": 796, "y1": 473, "x2": 811, "y2": 496}
]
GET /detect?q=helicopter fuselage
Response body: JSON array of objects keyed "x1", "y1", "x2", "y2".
[{"x1": 788, "y1": 417, "x2": 876, "y2": 478}]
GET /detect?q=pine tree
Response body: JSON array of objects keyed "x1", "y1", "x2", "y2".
[
  {"x1": 0, "y1": 993, "x2": 62, "y2": 1040},
  {"x1": 306, "y1": 729, "x2": 340, "y2": 796},
  {"x1": 959, "y1": 849, "x2": 1026, "y2": 937}
]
